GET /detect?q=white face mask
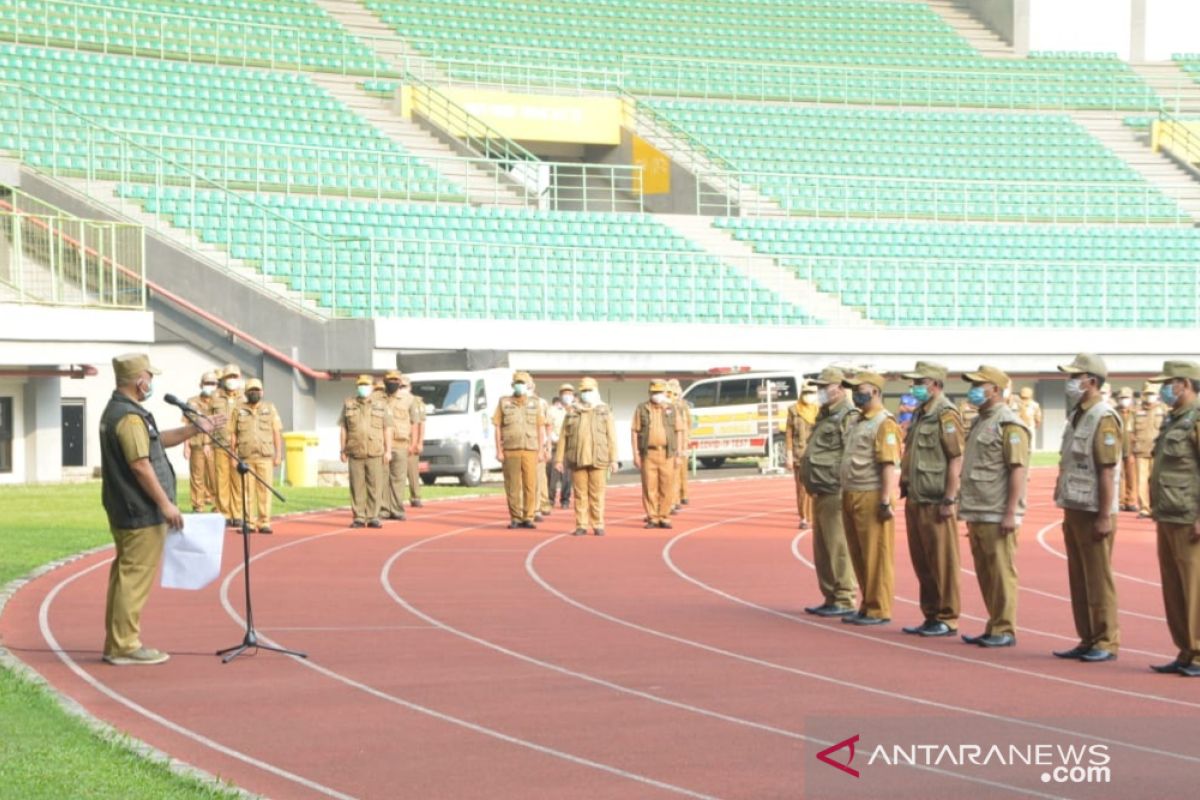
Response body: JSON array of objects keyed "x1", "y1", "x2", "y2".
[
  {"x1": 817, "y1": 387, "x2": 830, "y2": 406},
  {"x1": 1119, "y1": 397, "x2": 1132, "y2": 408},
  {"x1": 560, "y1": 393, "x2": 574, "y2": 406},
  {"x1": 225, "y1": 378, "x2": 243, "y2": 393},
  {"x1": 1064, "y1": 378, "x2": 1084, "y2": 403},
  {"x1": 140, "y1": 376, "x2": 155, "y2": 401},
  {"x1": 512, "y1": 383, "x2": 527, "y2": 397},
  {"x1": 356, "y1": 385, "x2": 371, "y2": 398},
  {"x1": 200, "y1": 384, "x2": 217, "y2": 397},
  {"x1": 651, "y1": 392, "x2": 668, "y2": 405},
  {"x1": 581, "y1": 390, "x2": 600, "y2": 406}
]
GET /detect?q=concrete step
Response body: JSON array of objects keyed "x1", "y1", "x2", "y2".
[
  {"x1": 1131, "y1": 62, "x2": 1200, "y2": 115},
  {"x1": 924, "y1": 0, "x2": 1016, "y2": 57},
  {"x1": 657, "y1": 215, "x2": 874, "y2": 327}
]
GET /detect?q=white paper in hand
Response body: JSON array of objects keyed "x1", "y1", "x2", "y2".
[{"x1": 161, "y1": 513, "x2": 226, "y2": 590}]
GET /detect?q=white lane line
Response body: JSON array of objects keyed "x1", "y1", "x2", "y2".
[
  {"x1": 662, "y1": 514, "x2": 1200, "y2": 713},
  {"x1": 378, "y1": 513, "x2": 1066, "y2": 800},
  {"x1": 1036, "y1": 522, "x2": 1164, "y2": 588},
  {"x1": 219, "y1": 518, "x2": 722, "y2": 800},
  {"x1": 37, "y1": 557, "x2": 359, "y2": 800},
  {"x1": 789, "y1": 532, "x2": 1171, "y2": 660},
  {"x1": 526, "y1": 510, "x2": 1200, "y2": 766}
]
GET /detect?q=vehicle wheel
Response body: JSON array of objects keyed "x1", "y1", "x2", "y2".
[
  {"x1": 458, "y1": 451, "x2": 483, "y2": 487},
  {"x1": 699, "y1": 457, "x2": 726, "y2": 469},
  {"x1": 420, "y1": 474, "x2": 437, "y2": 486}
]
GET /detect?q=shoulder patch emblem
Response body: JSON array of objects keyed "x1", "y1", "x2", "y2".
[
  {"x1": 944, "y1": 423, "x2": 956, "y2": 434},
  {"x1": 1009, "y1": 433, "x2": 1021, "y2": 445},
  {"x1": 885, "y1": 432, "x2": 897, "y2": 445},
  {"x1": 1103, "y1": 433, "x2": 1116, "y2": 447}
]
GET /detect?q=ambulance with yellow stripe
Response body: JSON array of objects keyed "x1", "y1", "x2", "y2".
[{"x1": 681, "y1": 369, "x2": 813, "y2": 469}]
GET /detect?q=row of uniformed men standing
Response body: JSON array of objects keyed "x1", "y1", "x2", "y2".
[
  {"x1": 184, "y1": 364, "x2": 282, "y2": 532},
  {"x1": 785, "y1": 354, "x2": 1200, "y2": 676},
  {"x1": 337, "y1": 372, "x2": 426, "y2": 528},
  {"x1": 491, "y1": 374, "x2": 692, "y2": 534}
]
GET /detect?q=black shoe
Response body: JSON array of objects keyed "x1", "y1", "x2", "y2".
[
  {"x1": 367, "y1": 519, "x2": 383, "y2": 529},
  {"x1": 520, "y1": 520, "x2": 537, "y2": 529},
  {"x1": 1179, "y1": 663, "x2": 1200, "y2": 677},
  {"x1": 961, "y1": 632, "x2": 985, "y2": 644},
  {"x1": 1079, "y1": 648, "x2": 1117, "y2": 663},
  {"x1": 850, "y1": 616, "x2": 890, "y2": 626},
  {"x1": 393, "y1": 512, "x2": 406, "y2": 521},
  {"x1": 1151, "y1": 660, "x2": 1184, "y2": 674},
  {"x1": 258, "y1": 525, "x2": 273, "y2": 535},
  {"x1": 918, "y1": 621, "x2": 955, "y2": 637},
  {"x1": 542, "y1": 509, "x2": 552, "y2": 517},
  {"x1": 410, "y1": 499, "x2": 423, "y2": 508},
  {"x1": 670, "y1": 506, "x2": 680, "y2": 515},
  {"x1": 572, "y1": 528, "x2": 587, "y2": 536},
  {"x1": 230, "y1": 518, "x2": 244, "y2": 528},
  {"x1": 507, "y1": 521, "x2": 521, "y2": 529},
  {"x1": 841, "y1": 612, "x2": 866, "y2": 624},
  {"x1": 799, "y1": 520, "x2": 810, "y2": 530},
  {"x1": 977, "y1": 633, "x2": 1016, "y2": 648},
  {"x1": 644, "y1": 522, "x2": 659, "y2": 529},
  {"x1": 534, "y1": 513, "x2": 544, "y2": 522},
  {"x1": 561, "y1": 501, "x2": 570, "y2": 509},
  {"x1": 902, "y1": 620, "x2": 935, "y2": 635},
  {"x1": 804, "y1": 603, "x2": 835, "y2": 616},
  {"x1": 350, "y1": 520, "x2": 366, "y2": 529},
  {"x1": 659, "y1": 521, "x2": 673, "y2": 529},
  {"x1": 816, "y1": 605, "x2": 858, "y2": 618},
  {"x1": 593, "y1": 529, "x2": 605, "y2": 537},
  {"x1": 681, "y1": 498, "x2": 690, "y2": 506},
  {"x1": 1053, "y1": 645, "x2": 1090, "y2": 660},
  {"x1": 379, "y1": 510, "x2": 393, "y2": 520}
]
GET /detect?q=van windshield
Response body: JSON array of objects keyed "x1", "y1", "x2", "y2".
[{"x1": 411, "y1": 380, "x2": 471, "y2": 415}]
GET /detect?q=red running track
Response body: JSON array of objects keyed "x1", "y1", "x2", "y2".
[{"x1": 1, "y1": 470, "x2": 1196, "y2": 800}]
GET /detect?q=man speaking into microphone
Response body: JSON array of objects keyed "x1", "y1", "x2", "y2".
[{"x1": 100, "y1": 354, "x2": 225, "y2": 666}]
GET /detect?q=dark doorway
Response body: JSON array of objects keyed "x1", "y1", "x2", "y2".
[{"x1": 62, "y1": 400, "x2": 85, "y2": 467}]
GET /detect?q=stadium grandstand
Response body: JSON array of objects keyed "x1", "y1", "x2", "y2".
[{"x1": 2, "y1": 0, "x2": 1200, "y2": 488}]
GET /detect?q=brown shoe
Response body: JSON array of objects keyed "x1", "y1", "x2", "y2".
[{"x1": 103, "y1": 647, "x2": 170, "y2": 666}]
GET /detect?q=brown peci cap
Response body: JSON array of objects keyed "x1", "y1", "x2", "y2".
[
  {"x1": 356, "y1": 374, "x2": 373, "y2": 386},
  {"x1": 201, "y1": 370, "x2": 219, "y2": 384},
  {"x1": 810, "y1": 366, "x2": 845, "y2": 386},
  {"x1": 842, "y1": 371, "x2": 886, "y2": 391},
  {"x1": 649, "y1": 379, "x2": 668, "y2": 392},
  {"x1": 112, "y1": 353, "x2": 161, "y2": 383},
  {"x1": 900, "y1": 361, "x2": 947, "y2": 382},
  {"x1": 1057, "y1": 353, "x2": 1107, "y2": 380},
  {"x1": 245, "y1": 378, "x2": 263, "y2": 391},
  {"x1": 558, "y1": 383, "x2": 575, "y2": 394},
  {"x1": 384, "y1": 370, "x2": 402, "y2": 381},
  {"x1": 1019, "y1": 386, "x2": 1033, "y2": 399},
  {"x1": 222, "y1": 363, "x2": 242, "y2": 379},
  {"x1": 963, "y1": 365, "x2": 1011, "y2": 389},
  {"x1": 1117, "y1": 386, "x2": 1134, "y2": 399},
  {"x1": 1142, "y1": 381, "x2": 1158, "y2": 394},
  {"x1": 1150, "y1": 360, "x2": 1200, "y2": 382},
  {"x1": 578, "y1": 377, "x2": 599, "y2": 391},
  {"x1": 512, "y1": 371, "x2": 532, "y2": 385}
]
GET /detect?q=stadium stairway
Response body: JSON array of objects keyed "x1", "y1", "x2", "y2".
[
  {"x1": 1133, "y1": 61, "x2": 1200, "y2": 115},
  {"x1": 922, "y1": 0, "x2": 1016, "y2": 58},
  {"x1": 307, "y1": 73, "x2": 529, "y2": 207},
  {"x1": 657, "y1": 214, "x2": 872, "y2": 327},
  {"x1": 1073, "y1": 111, "x2": 1200, "y2": 221}
]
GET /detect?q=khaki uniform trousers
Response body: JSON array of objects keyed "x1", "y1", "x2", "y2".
[
  {"x1": 1120, "y1": 455, "x2": 1138, "y2": 509},
  {"x1": 572, "y1": 466, "x2": 608, "y2": 529},
  {"x1": 967, "y1": 521, "x2": 1019, "y2": 636},
  {"x1": 671, "y1": 456, "x2": 689, "y2": 507},
  {"x1": 214, "y1": 450, "x2": 244, "y2": 521},
  {"x1": 538, "y1": 452, "x2": 552, "y2": 513},
  {"x1": 407, "y1": 452, "x2": 421, "y2": 500},
  {"x1": 641, "y1": 448, "x2": 676, "y2": 523},
  {"x1": 1157, "y1": 522, "x2": 1200, "y2": 666},
  {"x1": 188, "y1": 445, "x2": 216, "y2": 512},
  {"x1": 242, "y1": 457, "x2": 274, "y2": 529},
  {"x1": 812, "y1": 492, "x2": 857, "y2": 608},
  {"x1": 502, "y1": 449, "x2": 539, "y2": 522},
  {"x1": 1061, "y1": 509, "x2": 1120, "y2": 653},
  {"x1": 1136, "y1": 457, "x2": 1154, "y2": 514},
  {"x1": 349, "y1": 455, "x2": 385, "y2": 522},
  {"x1": 385, "y1": 439, "x2": 410, "y2": 515},
  {"x1": 842, "y1": 489, "x2": 895, "y2": 620},
  {"x1": 905, "y1": 502, "x2": 961, "y2": 626},
  {"x1": 104, "y1": 522, "x2": 167, "y2": 657},
  {"x1": 792, "y1": 467, "x2": 814, "y2": 522}
]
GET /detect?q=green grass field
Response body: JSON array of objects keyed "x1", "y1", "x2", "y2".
[{"x1": 0, "y1": 480, "x2": 498, "y2": 799}]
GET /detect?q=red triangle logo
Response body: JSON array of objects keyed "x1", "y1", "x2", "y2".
[{"x1": 816, "y1": 734, "x2": 860, "y2": 778}]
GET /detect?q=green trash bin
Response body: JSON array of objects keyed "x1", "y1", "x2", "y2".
[{"x1": 283, "y1": 431, "x2": 320, "y2": 487}]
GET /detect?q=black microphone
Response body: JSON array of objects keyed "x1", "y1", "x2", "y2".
[{"x1": 163, "y1": 394, "x2": 198, "y2": 414}]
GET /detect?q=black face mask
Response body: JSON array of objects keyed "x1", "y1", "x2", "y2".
[
  {"x1": 246, "y1": 392, "x2": 262, "y2": 404},
  {"x1": 385, "y1": 382, "x2": 401, "y2": 395},
  {"x1": 852, "y1": 391, "x2": 872, "y2": 409}
]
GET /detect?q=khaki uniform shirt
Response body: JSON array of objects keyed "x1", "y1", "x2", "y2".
[
  {"x1": 492, "y1": 396, "x2": 544, "y2": 451},
  {"x1": 115, "y1": 414, "x2": 152, "y2": 463},
  {"x1": 339, "y1": 397, "x2": 393, "y2": 458},
  {"x1": 1132, "y1": 402, "x2": 1166, "y2": 456},
  {"x1": 184, "y1": 393, "x2": 213, "y2": 447},
  {"x1": 207, "y1": 390, "x2": 241, "y2": 446},
  {"x1": 1071, "y1": 396, "x2": 1122, "y2": 467},
  {"x1": 384, "y1": 394, "x2": 412, "y2": 442},
  {"x1": 234, "y1": 400, "x2": 282, "y2": 459},
  {"x1": 632, "y1": 404, "x2": 682, "y2": 448}
]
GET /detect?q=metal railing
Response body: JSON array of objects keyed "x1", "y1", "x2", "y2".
[
  {"x1": 0, "y1": 183, "x2": 144, "y2": 308},
  {"x1": 1154, "y1": 109, "x2": 1200, "y2": 173},
  {"x1": 405, "y1": 72, "x2": 540, "y2": 165},
  {"x1": 400, "y1": 53, "x2": 622, "y2": 96},
  {"x1": 0, "y1": 0, "x2": 398, "y2": 76},
  {"x1": 771, "y1": 253, "x2": 1198, "y2": 328},
  {"x1": 694, "y1": 169, "x2": 1190, "y2": 224}
]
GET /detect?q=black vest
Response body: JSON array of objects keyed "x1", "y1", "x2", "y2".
[{"x1": 100, "y1": 391, "x2": 177, "y2": 529}]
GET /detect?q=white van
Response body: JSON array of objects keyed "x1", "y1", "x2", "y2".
[
  {"x1": 407, "y1": 368, "x2": 513, "y2": 486},
  {"x1": 681, "y1": 371, "x2": 809, "y2": 469}
]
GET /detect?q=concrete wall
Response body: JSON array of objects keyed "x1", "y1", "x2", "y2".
[{"x1": 962, "y1": 0, "x2": 1019, "y2": 47}]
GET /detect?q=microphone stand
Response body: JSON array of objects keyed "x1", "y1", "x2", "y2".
[{"x1": 175, "y1": 400, "x2": 306, "y2": 664}]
